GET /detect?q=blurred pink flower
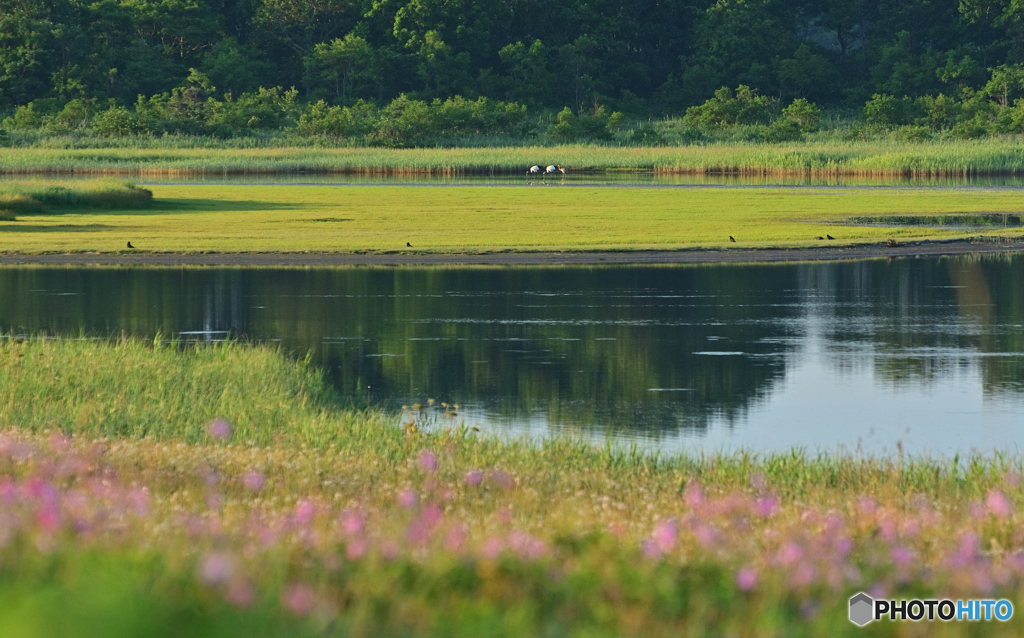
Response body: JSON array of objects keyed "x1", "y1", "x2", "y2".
[
  {"x1": 858, "y1": 497, "x2": 877, "y2": 516},
  {"x1": 294, "y1": 500, "x2": 316, "y2": 524},
  {"x1": 198, "y1": 552, "x2": 235, "y2": 585},
  {"x1": 735, "y1": 566, "x2": 758, "y2": 591},
  {"x1": 242, "y1": 470, "x2": 265, "y2": 492},
  {"x1": 445, "y1": 525, "x2": 467, "y2": 553},
  {"x1": 753, "y1": 495, "x2": 778, "y2": 518},
  {"x1": 641, "y1": 540, "x2": 662, "y2": 559},
  {"x1": 397, "y1": 488, "x2": 419, "y2": 509},
  {"x1": 338, "y1": 509, "x2": 364, "y2": 537},
  {"x1": 986, "y1": 489, "x2": 1013, "y2": 519},
  {"x1": 891, "y1": 546, "x2": 915, "y2": 568},
  {"x1": 497, "y1": 507, "x2": 513, "y2": 525},
  {"x1": 464, "y1": 470, "x2": 483, "y2": 487},
  {"x1": 482, "y1": 536, "x2": 504, "y2": 559},
  {"x1": 421, "y1": 503, "x2": 443, "y2": 528},
  {"x1": 281, "y1": 583, "x2": 316, "y2": 616},
  {"x1": 406, "y1": 520, "x2": 429, "y2": 546},
  {"x1": 652, "y1": 519, "x2": 678, "y2": 552},
  {"x1": 226, "y1": 580, "x2": 255, "y2": 608},
  {"x1": 206, "y1": 417, "x2": 233, "y2": 441},
  {"x1": 381, "y1": 540, "x2": 400, "y2": 560},
  {"x1": 417, "y1": 450, "x2": 438, "y2": 472},
  {"x1": 777, "y1": 542, "x2": 804, "y2": 567},
  {"x1": 692, "y1": 522, "x2": 718, "y2": 549},
  {"x1": 683, "y1": 483, "x2": 705, "y2": 508},
  {"x1": 489, "y1": 470, "x2": 515, "y2": 491},
  {"x1": 35, "y1": 505, "x2": 61, "y2": 533},
  {"x1": 345, "y1": 538, "x2": 367, "y2": 560}
]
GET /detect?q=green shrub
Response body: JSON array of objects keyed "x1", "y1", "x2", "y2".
[
  {"x1": 623, "y1": 123, "x2": 666, "y2": 146},
  {"x1": 545, "y1": 105, "x2": 620, "y2": 142},
  {"x1": 862, "y1": 93, "x2": 917, "y2": 128},
  {"x1": 683, "y1": 86, "x2": 778, "y2": 129}
]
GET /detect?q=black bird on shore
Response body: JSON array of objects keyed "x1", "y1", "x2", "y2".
[
  {"x1": 815, "y1": 236, "x2": 824, "y2": 240},
  {"x1": 126, "y1": 241, "x2": 134, "y2": 249},
  {"x1": 826, "y1": 234, "x2": 835, "y2": 240},
  {"x1": 406, "y1": 242, "x2": 412, "y2": 247},
  {"x1": 729, "y1": 236, "x2": 736, "y2": 243}
]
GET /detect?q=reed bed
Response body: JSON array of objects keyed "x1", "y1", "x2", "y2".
[
  {"x1": 0, "y1": 179, "x2": 152, "y2": 217},
  {"x1": 4, "y1": 140, "x2": 1024, "y2": 176},
  {"x1": 1, "y1": 337, "x2": 1024, "y2": 636}
]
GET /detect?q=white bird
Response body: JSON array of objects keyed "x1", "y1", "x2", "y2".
[
  {"x1": 527, "y1": 165, "x2": 541, "y2": 175},
  {"x1": 546, "y1": 164, "x2": 566, "y2": 175}
]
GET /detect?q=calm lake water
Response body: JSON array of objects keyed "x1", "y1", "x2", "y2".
[{"x1": 2, "y1": 255, "x2": 1023, "y2": 455}]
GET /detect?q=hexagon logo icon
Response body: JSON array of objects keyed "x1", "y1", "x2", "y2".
[{"x1": 849, "y1": 592, "x2": 874, "y2": 626}]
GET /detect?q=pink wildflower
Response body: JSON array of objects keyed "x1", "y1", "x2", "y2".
[
  {"x1": 683, "y1": 482, "x2": 705, "y2": 508},
  {"x1": 226, "y1": 580, "x2": 255, "y2": 608},
  {"x1": 652, "y1": 519, "x2": 678, "y2": 552},
  {"x1": 736, "y1": 566, "x2": 758, "y2": 591},
  {"x1": 242, "y1": 470, "x2": 265, "y2": 492},
  {"x1": 294, "y1": 500, "x2": 316, "y2": 524},
  {"x1": 777, "y1": 542, "x2": 804, "y2": 567},
  {"x1": 381, "y1": 540, "x2": 400, "y2": 560},
  {"x1": 338, "y1": 509, "x2": 364, "y2": 537},
  {"x1": 481, "y1": 536, "x2": 504, "y2": 559},
  {"x1": 445, "y1": 525, "x2": 467, "y2": 553},
  {"x1": 198, "y1": 553, "x2": 235, "y2": 586},
  {"x1": 421, "y1": 502, "x2": 443, "y2": 528},
  {"x1": 206, "y1": 417, "x2": 233, "y2": 441},
  {"x1": 753, "y1": 495, "x2": 778, "y2": 518},
  {"x1": 986, "y1": 489, "x2": 1013, "y2": 519},
  {"x1": 345, "y1": 538, "x2": 367, "y2": 560},
  {"x1": 464, "y1": 470, "x2": 483, "y2": 487},
  {"x1": 891, "y1": 546, "x2": 915, "y2": 568},
  {"x1": 281, "y1": 583, "x2": 316, "y2": 616},
  {"x1": 397, "y1": 488, "x2": 419, "y2": 509},
  {"x1": 417, "y1": 450, "x2": 438, "y2": 472},
  {"x1": 406, "y1": 520, "x2": 429, "y2": 546},
  {"x1": 489, "y1": 470, "x2": 515, "y2": 491}
]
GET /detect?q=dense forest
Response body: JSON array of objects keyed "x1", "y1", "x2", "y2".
[{"x1": 4, "y1": 0, "x2": 1024, "y2": 143}]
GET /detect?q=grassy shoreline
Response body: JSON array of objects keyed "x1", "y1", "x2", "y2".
[
  {"x1": 5, "y1": 140, "x2": 1024, "y2": 176},
  {"x1": 2, "y1": 337, "x2": 1024, "y2": 635},
  {"x1": 3, "y1": 181, "x2": 1024, "y2": 255}
]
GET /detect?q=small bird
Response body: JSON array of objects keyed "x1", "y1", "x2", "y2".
[
  {"x1": 126, "y1": 241, "x2": 134, "y2": 249},
  {"x1": 886, "y1": 238, "x2": 900, "y2": 247},
  {"x1": 815, "y1": 236, "x2": 824, "y2": 240},
  {"x1": 527, "y1": 165, "x2": 541, "y2": 175},
  {"x1": 826, "y1": 234, "x2": 835, "y2": 240},
  {"x1": 406, "y1": 242, "x2": 412, "y2": 247},
  {"x1": 729, "y1": 236, "x2": 736, "y2": 243}
]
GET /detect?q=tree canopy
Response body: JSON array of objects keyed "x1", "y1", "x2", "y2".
[{"x1": 0, "y1": 0, "x2": 1019, "y2": 116}]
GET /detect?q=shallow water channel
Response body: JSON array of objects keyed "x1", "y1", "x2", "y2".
[{"x1": 2, "y1": 255, "x2": 1023, "y2": 455}]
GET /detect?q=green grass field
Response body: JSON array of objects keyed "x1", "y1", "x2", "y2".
[
  {"x1": 4, "y1": 139, "x2": 1024, "y2": 175},
  {"x1": 2, "y1": 337, "x2": 1024, "y2": 637},
  {"x1": 1, "y1": 181, "x2": 1023, "y2": 253}
]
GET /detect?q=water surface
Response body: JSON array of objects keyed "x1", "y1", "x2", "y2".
[{"x1": 2, "y1": 256, "x2": 1022, "y2": 455}]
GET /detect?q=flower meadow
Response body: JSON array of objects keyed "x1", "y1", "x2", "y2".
[{"x1": 2, "y1": 339, "x2": 1024, "y2": 636}]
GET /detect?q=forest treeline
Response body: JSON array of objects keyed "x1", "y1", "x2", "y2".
[{"x1": 5, "y1": 0, "x2": 1024, "y2": 144}]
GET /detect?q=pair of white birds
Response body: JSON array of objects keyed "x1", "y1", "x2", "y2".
[{"x1": 527, "y1": 165, "x2": 566, "y2": 175}]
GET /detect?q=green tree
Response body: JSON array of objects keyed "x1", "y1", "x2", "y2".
[{"x1": 304, "y1": 34, "x2": 373, "y2": 102}]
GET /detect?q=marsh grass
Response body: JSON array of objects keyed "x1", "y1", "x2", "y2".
[
  {"x1": 4, "y1": 338, "x2": 1024, "y2": 636},
  {"x1": 0, "y1": 336, "x2": 1018, "y2": 498},
  {"x1": 4, "y1": 183, "x2": 1024, "y2": 254},
  {"x1": 5, "y1": 139, "x2": 1024, "y2": 176},
  {"x1": 0, "y1": 180, "x2": 152, "y2": 219}
]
